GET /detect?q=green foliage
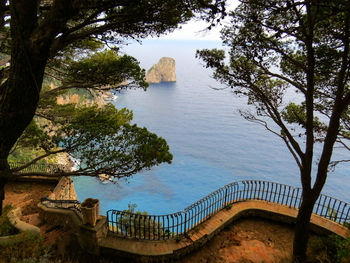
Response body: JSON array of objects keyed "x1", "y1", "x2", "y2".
[
  {"x1": 8, "y1": 148, "x2": 38, "y2": 164},
  {"x1": 175, "y1": 234, "x2": 183, "y2": 243},
  {"x1": 197, "y1": 0, "x2": 350, "y2": 149},
  {"x1": 327, "y1": 206, "x2": 338, "y2": 221},
  {"x1": 282, "y1": 102, "x2": 328, "y2": 138},
  {"x1": 64, "y1": 88, "x2": 94, "y2": 102},
  {"x1": 0, "y1": 231, "x2": 51, "y2": 263},
  {"x1": 9, "y1": 47, "x2": 173, "y2": 179},
  {"x1": 282, "y1": 103, "x2": 307, "y2": 127},
  {"x1": 344, "y1": 222, "x2": 350, "y2": 230},
  {"x1": 0, "y1": 205, "x2": 18, "y2": 237},
  {"x1": 66, "y1": 50, "x2": 149, "y2": 90},
  {"x1": 197, "y1": 1, "x2": 350, "y2": 260},
  {"x1": 9, "y1": 137, "x2": 59, "y2": 166},
  {"x1": 192, "y1": 225, "x2": 200, "y2": 233},
  {"x1": 16, "y1": 121, "x2": 50, "y2": 150},
  {"x1": 112, "y1": 203, "x2": 164, "y2": 238},
  {"x1": 0, "y1": 0, "x2": 227, "y2": 182},
  {"x1": 15, "y1": 94, "x2": 172, "y2": 178},
  {"x1": 307, "y1": 235, "x2": 350, "y2": 263},
  {"x1": 225, "y1": 204, "x2": 233, "y2": 210},
  {"x1": 0, "y1": 0, "x2": 227, "y2": 178},
  {"x1": 56, "y1": 104, "x2": 172, "y2": 177}
]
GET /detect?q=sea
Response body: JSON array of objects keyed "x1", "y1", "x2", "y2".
[{"x1": 72, "y1": 40, "x2": 350, "y2": 215}]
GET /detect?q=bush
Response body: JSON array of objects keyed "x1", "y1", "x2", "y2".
[
  {"x1": 307, "y1": 235, "x2": 350, "y2": 263},
  {"x1": 225, "y1": 204, "x2": 233, "y2": 210},
  {"x1": 0, "y1": 205, "x2": 18, "y2": 236},
  {"x1": 108, "y1": 203, "x2": 167, "y2": 239},
  {"x1": 0, "y1": 231, "x2": 52, "y2": 263}
]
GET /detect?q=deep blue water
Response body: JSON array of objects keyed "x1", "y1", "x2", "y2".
[{"x1": 73, "y1": 40, "x2": 350, "y2": 215}]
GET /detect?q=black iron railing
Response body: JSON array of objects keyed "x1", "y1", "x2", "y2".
[
  {"x1": 107, "y1": 180, "x2": 350, "y2": 240},
  {"x1": 40, "y1": 196, "x2": 82, "y2": 219}
]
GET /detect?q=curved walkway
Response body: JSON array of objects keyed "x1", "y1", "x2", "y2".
[
  {"x1": 38, "y1": 179, "x2": 350, "y2": 261},
  {"x1": 100, "y1": 200, "x2": 350, "y2": 260}
]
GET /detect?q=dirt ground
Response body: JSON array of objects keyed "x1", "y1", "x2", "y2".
[
  {"x1": 4, "y1": 181, "x2": 55, "y2": 216},
  {"x1": 3, "y1": 181, "x2": 65, "y2": 245},
  {"x1": 176, "y1": 218, "x2": 294, "y2": 263},
  {"x1": 4, "y1": 182, "x2": 300, "y2": 263}
]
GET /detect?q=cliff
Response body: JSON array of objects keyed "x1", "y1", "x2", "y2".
[
  {"x1": 54, "y1": 82, "x2": 112, "y2": 108},
  {"x1": 145, "y1": 57, "x2": 176, "y2": 83}
]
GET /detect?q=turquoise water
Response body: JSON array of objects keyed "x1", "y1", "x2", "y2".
[{"x1": 73, "y1": 40, "x2": 350, "y2": 215}]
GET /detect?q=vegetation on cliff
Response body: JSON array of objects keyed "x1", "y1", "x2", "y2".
[{"x1": 9, "y1": 48, "x2": 173, "y2": 179}]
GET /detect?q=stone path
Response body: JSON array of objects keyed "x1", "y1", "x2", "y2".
[{"x1": 100, "y1": 200, "x2": 350, "y2": 260}]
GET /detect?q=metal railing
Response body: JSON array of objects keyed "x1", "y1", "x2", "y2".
[
  {"x1": 9, "y1": 161, "x2": 68, "y2": 173},
  {"x1": 107, "y1": 180, "x2": 350, "y2": 240},
  {"x1": 40, "y1": 196, "x2": 82, "y2": 219}
]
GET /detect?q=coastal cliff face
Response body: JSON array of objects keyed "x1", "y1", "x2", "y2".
[
  {"x1": 145, "y1": 57, "x2": 176, "y2": 83},
  {"x1": 54, "y1": 82, "x2": 112, "y2": 108}
]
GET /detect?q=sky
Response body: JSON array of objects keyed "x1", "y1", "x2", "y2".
[
  {"x1": 156, "y1": 19, "x2": 224, "y2": 41},
  {"x1": 151, "y1": 1, "x2": 239, "y2": 41}
]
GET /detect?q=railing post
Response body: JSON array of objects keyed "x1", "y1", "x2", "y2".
[
  {"x1": 104, "y1": 180, "x2": 350, "y2": 241},
  {"x1": 184, "y1": 212, "x2": 187, "y2": 235}
]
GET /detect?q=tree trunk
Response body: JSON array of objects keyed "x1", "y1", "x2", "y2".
[
  {"x1": 292, "y1": 192, "x2": 317, "y2": 263},
  {"x1": 0, "y1": 0, "x2": 50, "y2": 215},
  {"x1": 0, "y1": 158, "x2": 10, "y2": 216}
]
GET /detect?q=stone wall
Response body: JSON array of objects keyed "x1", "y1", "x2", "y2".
[
  {"x1": 49, "y1": 176, "x2": 78, "y2": 201},
  {"x1": 38, "y1": 203, "x2": 107, "y2": 256},
  {"x1": 38, "y1": 175, "x2": 109, "y2": 256}
]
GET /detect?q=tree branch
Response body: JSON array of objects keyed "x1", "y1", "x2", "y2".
[
  {"x1": 11, "y1": 148, "x2": 66, "y2": 172},
  {"x1": 240, "y1": 111, "x2": 302, "y2": 168},
  {"x1": 257, "y1": 61, "x2": 306, "y2": 94},
  {"x1": 245, "y1": 78, "x2": 305, "y2": 160},
  {"x1": 313, "y1": 1, "x2": 350, "y2": 194},
  {"x1": 336, "y1": 139, "x2": 350, "y2": 151}
]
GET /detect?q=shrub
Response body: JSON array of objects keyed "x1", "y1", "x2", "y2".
[
  {"x1": 0, "y1": 205, "x2": 18, "y2": 236},
  {"x1": 307, "y1": 235, "x2": 350, "y2": 263},
  {"x1": 109, "y1": 203, "x2": 164, "y2": 239},
  {"x1": 0, "y1": 231, "x2": 52, "y2": 263},
  {"x1": 175, "y1": 234, "x2": 183, "y2": 243},
  {"x1": 225, "y1": 204, "x2": 233, "y2": 210}
]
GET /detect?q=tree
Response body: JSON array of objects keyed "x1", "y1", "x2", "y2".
[
  {"x1": 197, "y1": 0, "x2": 350, "y2": 262},
  {"x1": 9, "y1": 47, "x2": 174, "y2": 180},
  {"x1": 0, "y1": 0, "x2": 226, "y2": 215}
]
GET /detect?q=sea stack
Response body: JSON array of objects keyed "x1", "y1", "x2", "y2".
[{"x1": 145, "y1": 57, "x2": 176, "y2": 83}]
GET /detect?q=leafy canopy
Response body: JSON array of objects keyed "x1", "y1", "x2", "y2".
[
  {"x1": 197, "y1": 0, "x2": 350, "y2": 170},
  {"x1": 197, "y1": 1, "x2": 350, "y2": 261},
  {"x1": 10, "y1": 44, "x2": 173, "y2": 179}
]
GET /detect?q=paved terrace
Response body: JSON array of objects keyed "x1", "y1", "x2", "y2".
[
  {"x1": 100, "y1": 200, "x2": 350, "y2": 260},
  {"x1": 39, "y1": 179, "x2": 350, "y2": 262}
]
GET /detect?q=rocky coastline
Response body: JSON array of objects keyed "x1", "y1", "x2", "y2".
[{"x1": 55, "y1": 87, "x2": 117, "y2": 180}]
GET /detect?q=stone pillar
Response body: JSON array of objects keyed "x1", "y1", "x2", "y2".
[{"x1": 77, "y1": 216, "x2": 107, "y2": 256}]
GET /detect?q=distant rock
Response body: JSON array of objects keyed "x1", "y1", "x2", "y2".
[{"x1": 145, "y1": 57, "x2": 176, "y2": 83}]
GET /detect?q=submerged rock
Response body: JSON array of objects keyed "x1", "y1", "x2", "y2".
[{"x1": 145, "y1": 57, "x2": 176, "y2": 83}]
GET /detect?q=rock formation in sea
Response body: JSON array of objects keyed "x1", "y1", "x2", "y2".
[{"x1": 145, "y1": 57, "x2": 176, "y2": 83}]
